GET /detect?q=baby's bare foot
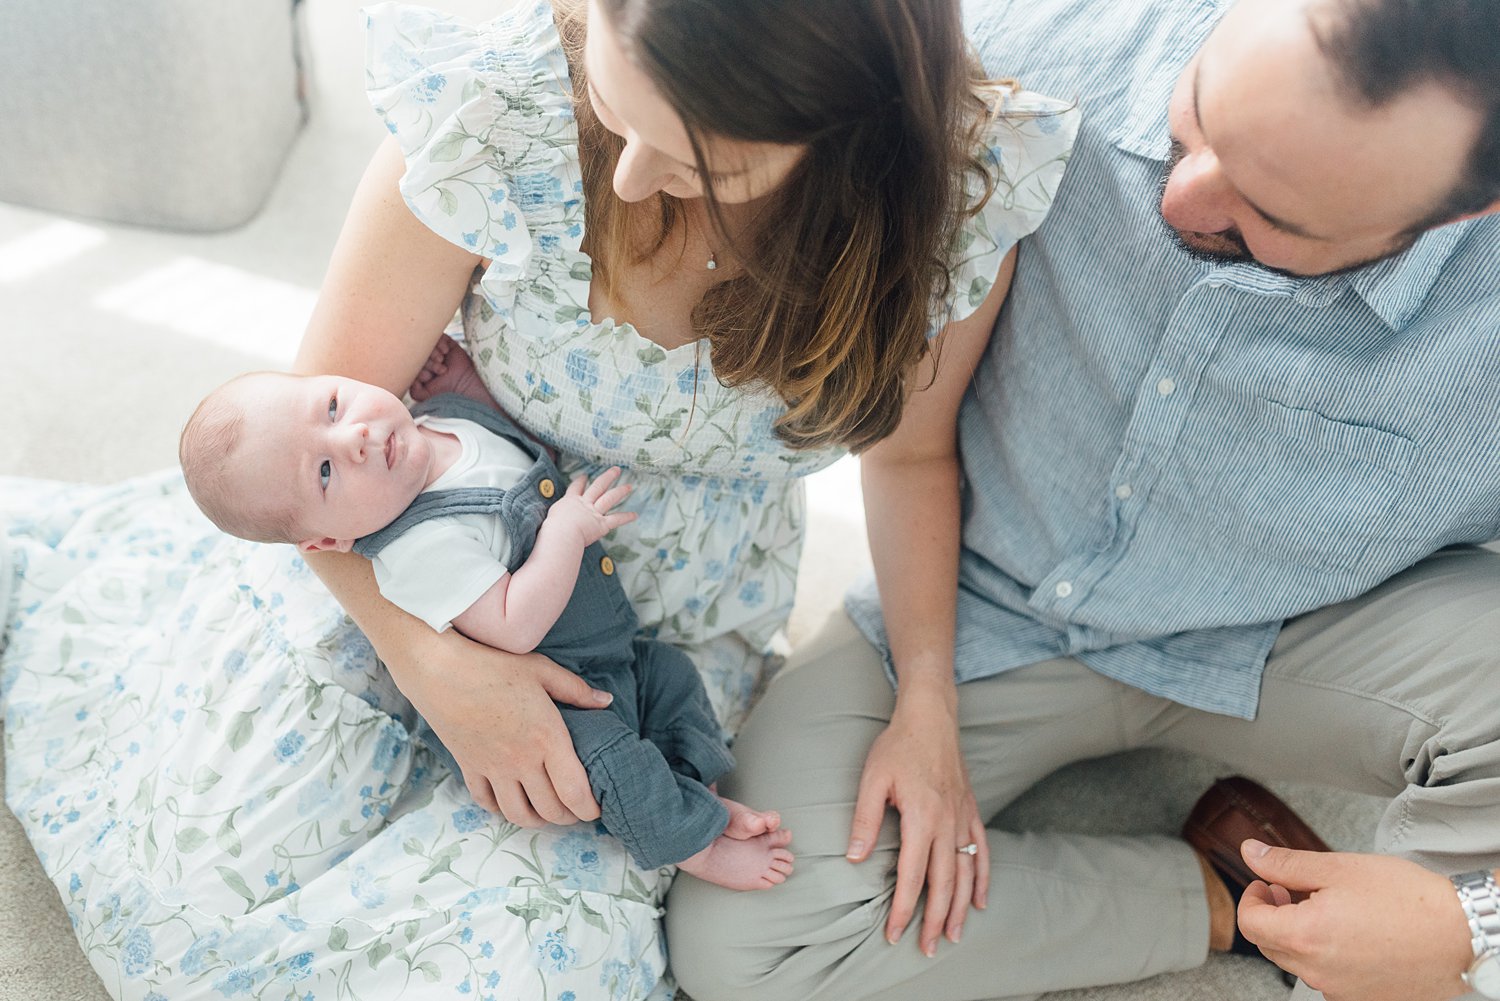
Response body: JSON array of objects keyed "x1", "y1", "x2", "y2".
[
  {"x1": 720, "y1": 795, "x2": 780, "y2": 840},
  {"x1": 677, "y1": 828, "x2": 794, "y2": 891}
]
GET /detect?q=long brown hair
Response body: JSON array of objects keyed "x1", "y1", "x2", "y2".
[{"x1": 559, "y1": 0, "x2": 1005, "y2": 453}]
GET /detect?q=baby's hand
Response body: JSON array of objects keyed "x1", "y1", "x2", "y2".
[
  {"x1": 545, "y1": 467, "x2": 636, "y2": 547},
  {"x1": 410, "y1": 336, "x2": 486, "y2": 402}
]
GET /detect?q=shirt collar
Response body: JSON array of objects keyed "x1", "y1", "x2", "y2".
[{"x1": 1110, "y1": 3, "x2": 1469, "y2": 333}]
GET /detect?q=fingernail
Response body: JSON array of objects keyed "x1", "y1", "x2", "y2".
[
  {"x1": 846, "y1": 840, "x2": 865, "y2": 860},
  {"x1": 923, "y1": 942, "x2": 936, "y2": 958},
  {"x1": 1244, "y1": 838, "x2": 1269, "y2": 858},
  {"x1": 594, "y1": 691, "x2": 613, "y2": 706},
  {"x1": 886, "y1": 932, "x2": 898, "y2": 945},
  {"x1": 950, "y1": 927, "x2": 963, "y2": 944}
]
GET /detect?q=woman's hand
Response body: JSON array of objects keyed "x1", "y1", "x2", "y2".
[
  {"x1": 846, "y1": 681, "x2": 988, "y2": 957},
  {"x1": 402, "y1": 627, "x2": 613, "y2": 826}
]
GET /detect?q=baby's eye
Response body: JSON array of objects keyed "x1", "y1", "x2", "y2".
[
  {"x1": 328, "y1": 394, "x2": 338, "y2": 421},
  {"x1": 319, "y1": 460, "x2": 331, "y2": 490}
]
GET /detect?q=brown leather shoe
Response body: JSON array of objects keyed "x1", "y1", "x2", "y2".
[{"x1": 1183, "y1": 776, "x2": 1331, "y2": 970}]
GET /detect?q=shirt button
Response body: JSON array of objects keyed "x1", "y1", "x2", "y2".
[
  {"x1": 600, "y1": 555, "x2": 615, "y2": 576},
  {"x1": 1115, "y1": 483, "x2": 1133, "y2": 500},
  {"x1": 538, "y1": 478, "x2": 556, "y2": 499},
  {"x1": 1055, "y1": 580, "x2": 1073, "y2": 598},
  {"x1": 1156, "y1": 377, "x2": 1176, "y2": 396}
]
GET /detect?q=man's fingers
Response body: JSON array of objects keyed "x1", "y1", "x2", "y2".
[
  {"x1": 846, "y1": 773, "x2": 889, "y2": 862},
  {"x1": 1237, "y1": 878, "x2": 1308, "y2": 954},
  {"x1": 1241, "y1": 839, "x2": 1335, "y2": 893}
]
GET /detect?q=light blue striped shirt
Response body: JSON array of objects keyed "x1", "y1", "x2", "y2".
[{"x1": 847, "y1": 0, "x2": 1500, "y2": 718}]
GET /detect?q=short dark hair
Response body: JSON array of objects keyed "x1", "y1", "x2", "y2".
[{"x1": 1314, "y1": 0, "x2": 1500, "y2": 230}]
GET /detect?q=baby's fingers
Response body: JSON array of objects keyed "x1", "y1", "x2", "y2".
[
  {"x1": 602, "y1": 511, "x2": 638, "y2": 532},
  {"x1": 582, "y1": 466, "x2": 624, "y2": 502},
  {"x1": 595, "y1": 482, "x2": 632, "y2": 512}
]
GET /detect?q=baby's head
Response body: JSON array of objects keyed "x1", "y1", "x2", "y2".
[{"x1": 180, "y1": 371, "x2": 436, "y2": 552}]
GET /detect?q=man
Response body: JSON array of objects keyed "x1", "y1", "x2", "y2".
[{"x1": 666, "y1": 0, "x2": 1500, "y2": 999}]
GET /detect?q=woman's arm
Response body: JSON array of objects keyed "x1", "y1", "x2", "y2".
[
  {"x1": 845, "y1": 248, "x2": 1017, "y2": 957},
  {"x1": 296, "y1": 137, "x2": 611, "y2": 826}
]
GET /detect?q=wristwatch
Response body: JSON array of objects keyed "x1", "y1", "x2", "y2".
[{"x1": 1451, "y1": 869, "x2": 1500, "y2": 998}]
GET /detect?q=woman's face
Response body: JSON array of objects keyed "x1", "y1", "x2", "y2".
[{"x1": 583, "y1": 0, "x2": 805, "y2": 204}]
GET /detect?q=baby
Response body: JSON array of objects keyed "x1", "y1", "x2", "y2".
[{"x1": 178, "y1": 340, "x2": 793, "y2": 891}]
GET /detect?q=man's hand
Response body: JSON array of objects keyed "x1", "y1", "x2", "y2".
[
  {"x1": 1236, "y1": 840, "x2": 1475, "y2": 1001},
  {"x1": 545, "y1": 467, "x2": 635, "y2": 547}
]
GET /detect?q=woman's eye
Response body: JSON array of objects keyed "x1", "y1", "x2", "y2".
[
  {"x1": 319, "y1": 460, "x2": 331, "y2": 490},
  {"x1": 328, "y1": 394, "x2": 338, "y2": 421}
]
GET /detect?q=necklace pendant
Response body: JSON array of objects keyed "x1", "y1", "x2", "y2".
[{"x1": 706, "y1": 254, "x2": 718, "y2": 271}]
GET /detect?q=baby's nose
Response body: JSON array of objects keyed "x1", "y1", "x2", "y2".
[{"x1": 343, "y1": 422, "x2": 370, "y2": 459}]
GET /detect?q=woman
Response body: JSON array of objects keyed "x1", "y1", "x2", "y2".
[{"x1": 1, "y1": 0, "x2": 1073, "y2": 997}]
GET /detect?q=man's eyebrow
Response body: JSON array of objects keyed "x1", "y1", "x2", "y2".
[{"x1": 1190, "y1": 61, "x2": 1328, "y2": 242}]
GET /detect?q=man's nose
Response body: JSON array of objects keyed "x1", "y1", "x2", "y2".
[{"x1": 1160, "y1": 148, "x2": 1236, "y2": 235}]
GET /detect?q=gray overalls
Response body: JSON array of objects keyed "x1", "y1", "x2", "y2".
[{"x1": 354, "y1": 394, "x2": 733, "y2": 869}]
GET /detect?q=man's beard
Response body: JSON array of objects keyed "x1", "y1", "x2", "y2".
[{"x1": 1156, "y1": 139, "x2": 1415, "y2": 279}]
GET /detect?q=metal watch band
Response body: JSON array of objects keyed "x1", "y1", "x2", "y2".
[{"x1": 1452, "y1": 870, "x2": 1500, "y2": 959}]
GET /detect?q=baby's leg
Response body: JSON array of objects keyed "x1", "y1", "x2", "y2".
[{"x1": 677, "y1": 827, "x2": 795, "y2": 892}]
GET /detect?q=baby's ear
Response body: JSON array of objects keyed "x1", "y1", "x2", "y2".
[{"x1": 296, "y1": 537, "x2": 355, "y2": 554}]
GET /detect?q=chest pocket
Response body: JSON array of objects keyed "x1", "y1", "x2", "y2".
[{"x1": 1179, "y1": 396, "x2": 1417, "y2": 574}]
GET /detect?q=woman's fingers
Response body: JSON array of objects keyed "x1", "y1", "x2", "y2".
[
  {"x1": 886, "y1": 816, "x2": 934, "y2": 944},
  {"x1": 544, "y1": 748, "x2": 600, "y2": 823},
  {"x1": 919, "y1": 823, "x2": 958, "y2": 956},
  {"x1": 946, "y1": 846, "x2": 976, "y2": 944},
  {"x1": 464, "y1": 772, "x2": 500, "y2": 814},
  {"x1": 520, "y1": 769, "x2": 577, "y2": 827},
  {"x1": 493, "y1": 780, "x2": 546, "y2": 828},
  {"x1": 973, "y1": 813, "x2": 991, "y2": 910},
  {"x1": 846, "y1": 769, "x2": 889, "y2": 863}
]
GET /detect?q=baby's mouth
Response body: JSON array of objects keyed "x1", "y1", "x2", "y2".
[{"x1": 385, "y1": 432, "x2": 395, "y2": 470}]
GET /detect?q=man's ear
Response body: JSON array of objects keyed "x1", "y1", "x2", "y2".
[{"x1": 296, "y1": 537, "x2": 355, "y2": 554}]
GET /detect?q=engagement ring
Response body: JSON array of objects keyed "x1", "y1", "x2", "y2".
[{"x1": 957, "y1": 843, "x2": 978, "y2": 856}]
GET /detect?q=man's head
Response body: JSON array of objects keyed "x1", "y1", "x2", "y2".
[
  {"x1": 180, "y1": 372, "x2": 437, "y2": 552},
  {"x1": 1160, "y1": 0, "x2": 1500, "y2": 276}
]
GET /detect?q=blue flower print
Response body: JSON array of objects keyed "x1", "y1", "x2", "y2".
[
  {"x1": 559, "y1": 993, "x2": 576, "y2": 1001},
  {"x1": 282, "y1": 951, "x2": 315, "y2": 982},
  {"x1": 676, "y1": 367, "x2": 699, "y2": 394},
  {"x1": 450, "y1": 803, "x2": 486, "y2": 832},
  {"x1": 537, "y1": 233, "x2": 560, "y2": 254},
  {"x1": 552, "y1": 829, "x2": 607, "y2": 891},
  {"x1": 121, "y1": 926, "x2": 153, "y2": 977},
  {"x1": 534, "y1": 930, "x2": 578, "y2": 973},
  {"x1": 372, "y1": 717, "x2": 408, "y2": 773},
  {"x1": 273, "y1": 730, "x2": 307, "y2": 765},
  {"x1": 591, "y1": 412, "x2": 623, "y2": 450},
  {"x1": 739, "y1": 580, "x2": 765, "y2": 606},
  {"x1": 410, "y1": 72, "x2": 447, "y2": 104},
  {"x1": 350, "y1": 864, "x2": 386, "y2": 909},
  {"x1": 213, "y1": 965, "x2": 268, "y2": 998},
  {"x1": 565, "y1": 349, "x2": 600, "y2": 389},
  {"x1": 513, "y1": 172, "x2": 564, "y2": 211},
  {"x1": 68, "y1": 873, "x2": 82, "y2": 894},
  {"x1": 222, "y1": 649, "x2": 247, "y2": 678}
]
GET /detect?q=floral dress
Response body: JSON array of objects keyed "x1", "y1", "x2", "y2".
[{"x1": 0, "y1": 4, "x2": 1077, "y2": 1000}]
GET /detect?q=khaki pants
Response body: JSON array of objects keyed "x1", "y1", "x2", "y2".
[{"x1": 665, "y1": 546, "x2": 1500, "y2": 1001}]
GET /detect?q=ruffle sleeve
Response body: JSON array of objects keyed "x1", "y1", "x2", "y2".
[
  {"x1": 939, "y1": 89, "x2": 1080, "y2": 329},
  {"x1": 363, "y1": 1, "x2": 592, "y2": 332}
]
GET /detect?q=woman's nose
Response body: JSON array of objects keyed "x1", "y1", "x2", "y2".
[
  {"x1": 612, "y1": 137, "x2": 677, "y2": 202},
  {"x1": 1159, "y1": 147, "x2": 1236, "y2": 235}
]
